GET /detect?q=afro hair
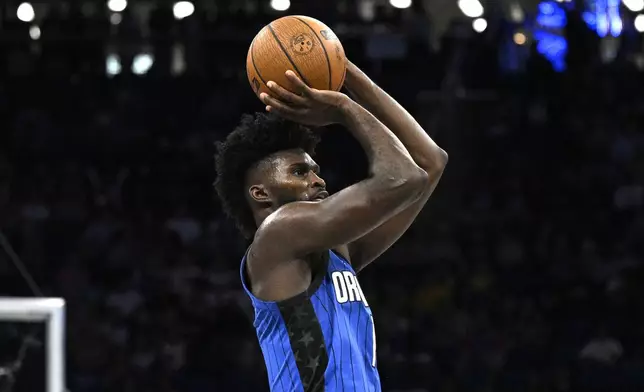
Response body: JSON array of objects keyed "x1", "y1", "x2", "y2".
[{"x1": 214, "y1": 112, "x2": 321, "y2": 237}]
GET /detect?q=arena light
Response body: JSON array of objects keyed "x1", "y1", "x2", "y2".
[
  {"x1": 171, "y1": 44, "x2": 186, "y2": 76},
  {"x1": 509, "y1": 3, "x2": 525, "y2": 23},
  {"x1": 389, "y1": 0, "x2": 412, "y2": 9},
  {"x1": 132, "y1": 53, "x2": 154, "y2": 75},
  {"x1": 107, "y1": 0, "x2": 127, "y2": 13},
  {"x1": 270, "y1": 0, "x2": 291, "y2": 11},
  {"x1": 514, "y1": 32, "x2": 527, "y2": 44},
  {"x1": 623, "y1": 0, "x2": 644, "y2": 12},
  {"x1": 17, "y1": 3, "x2": 35, "y2": 23},
  {"x1": 472, "y1": 18, "x2": 487, "y2": 32},
  {"x1": 106, "y1": 53, "x2": 122, "y2": 76},
  {"x1": 607, "y1": 0, "x2": 623, "y2": 37},
  {"x1": 173, "y1": 1, "x2": 195, "y2": 19},
  {"x1": 635, "y1": 14, "x2": 644, "y2": 31},
  {"x1": 29, "y1": 25, "x2": 41, "y2": 40},
  {"x1": 110, "y1": 13, "x2": 122, "y2": 25},
  {"x1": 458, "y1": 0, "x2": 484, "y2": 18}
]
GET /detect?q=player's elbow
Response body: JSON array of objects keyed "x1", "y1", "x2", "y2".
[
  {"x1": 417, "y1": 148, "x2": 448, "y2": 175},
  {"x1": 365, "y1": 169, "x2": 426, "y2": 207},
  {"x1": 437, "y1": 148, "x2": 449, "y2": 168},
  {"x1": 419, "y1": 148, "x2": 448, "y2": 189},
  {"x1": 431, "y1": 149, "x2": 448, "y2": 177},
  {"x1": 396, "y1": 166, "x2": 430, "y2": 202},
  {"x1": 411, "y1": 167, "x2": 432, "y2": 198}
]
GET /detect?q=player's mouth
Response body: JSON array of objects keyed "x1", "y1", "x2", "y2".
[{"x1": 312, "y1": 191, "x2": 329, "y2": 201}]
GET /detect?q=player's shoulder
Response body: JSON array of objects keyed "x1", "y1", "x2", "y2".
[
  {"x1": 252, "y1": 202, "x2": 308, "y2": 252},
  {"x1": 256, "y1": 201, "x2": 321, "y2": 237},
  {"x1": 332, "y1": 244, "x2": 351, "y2": 263}
]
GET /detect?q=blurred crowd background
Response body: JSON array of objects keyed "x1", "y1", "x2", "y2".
[{"x1": 1, "y1": 0, "x2": 644, "y2": 391}]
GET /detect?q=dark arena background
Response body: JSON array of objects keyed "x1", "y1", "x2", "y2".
[{"x1": 1, "y1": 0, "x2": 644, "y2": 391}]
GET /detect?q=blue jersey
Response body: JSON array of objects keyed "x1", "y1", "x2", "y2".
[{"x1": 240, "y1": 250, "x2": 381, "y2": 392}]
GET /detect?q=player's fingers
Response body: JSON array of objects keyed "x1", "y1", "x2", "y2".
[
  {"x1": 261, "y1": 94, "x2": 302, "y2": 118},
  {"x1": 266, "y1": 81, "x2": 307, "y2": 106},
  {"x1": 285, "y1": 71, "x2": 313, "y2": 96},
  {"x1": 265, "y1": 105, "x2": 302, "y2": 123},
  {"x1": 266, "y1": 105, "x2": 309, "y2": 124}
]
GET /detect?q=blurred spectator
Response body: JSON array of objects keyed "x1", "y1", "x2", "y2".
[{"x1": 579, "y1": 327, "x2": 624, "y2": 365}]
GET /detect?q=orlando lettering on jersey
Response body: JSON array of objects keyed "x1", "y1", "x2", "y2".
[{"x1": 240, "y1": 250, "x2": 381, "y2": 392}]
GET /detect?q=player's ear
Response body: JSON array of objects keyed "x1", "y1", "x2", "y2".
[{"x1": 249, "y1": 184, "x2": 271, "y2": 203}]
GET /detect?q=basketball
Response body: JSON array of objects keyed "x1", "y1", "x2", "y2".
[{"x1": 246, "y1": 15, "x2": 347, "y2": 100}]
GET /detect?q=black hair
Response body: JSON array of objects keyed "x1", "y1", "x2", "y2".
[{"x1": 214, "y1": 112, "x2": 320, "y2": 237}]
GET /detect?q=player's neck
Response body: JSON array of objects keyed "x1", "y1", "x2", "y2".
[{"x1": 254, "y1": 207, "x2": 276, "y2": 229}]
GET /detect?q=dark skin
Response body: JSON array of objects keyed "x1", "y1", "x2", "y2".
[
  {"x1": 245, "y1": 149, "x2": 331, "y2": 301},
  {"x1": 341, "y1": 61, "x2": 448, "y2": 271},
  {"x1": 245, "y1": 66, "x2": 447, "y2": 302}
]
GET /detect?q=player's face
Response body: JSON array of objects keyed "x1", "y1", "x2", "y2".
[{"x1": 267, "y1": 149, "x2": 327, "y2": 206}]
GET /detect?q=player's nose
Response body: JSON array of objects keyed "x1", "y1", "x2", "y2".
[{"x1": 310, "y1": 172, "x2": 326, "y2": 189}]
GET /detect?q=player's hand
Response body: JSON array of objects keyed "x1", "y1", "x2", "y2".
[{"x1": 260, "y1": 71, "x2": 349, "y2": 127}]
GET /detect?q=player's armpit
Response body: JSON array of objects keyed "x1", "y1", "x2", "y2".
[{"x1": 252, "y1": 171, "x2": 429, "y2": 260}]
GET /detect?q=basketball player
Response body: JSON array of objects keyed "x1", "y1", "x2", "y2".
[{"x1": 214, "y1": 61, "x2": 447, "y2": 391}]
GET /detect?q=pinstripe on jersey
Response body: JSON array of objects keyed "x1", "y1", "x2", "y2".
[{"x1": 241, "y1": 250, "x2": 381, "y2": 392}]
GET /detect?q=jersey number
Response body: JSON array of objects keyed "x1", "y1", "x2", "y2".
[{"x1": 370, "y1": 314, "x2": 377, "y2": 367}]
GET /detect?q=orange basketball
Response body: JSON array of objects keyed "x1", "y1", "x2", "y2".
[{"x1": 246, "y1": 15, "x2": 347, "y2": 100}]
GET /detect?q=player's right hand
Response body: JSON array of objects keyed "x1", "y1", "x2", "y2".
[{"x1": 260, "y1": 70, "x2": 349, "y2": 127}]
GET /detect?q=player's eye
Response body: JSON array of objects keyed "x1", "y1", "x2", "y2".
[{"x1": 293, "y1": 167, "x2": 308, "y2": 176}]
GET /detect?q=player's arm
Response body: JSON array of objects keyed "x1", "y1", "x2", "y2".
[
  {"x1": 342, "y1": 60, "x2": 448, "y2": 272},
  {"x1": 252, "y1": 71, "x2": 429, "y2": 259}
]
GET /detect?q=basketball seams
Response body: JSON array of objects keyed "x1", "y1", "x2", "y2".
[
  {"x1": 248, "y1": 17, "x2": 346, "y2": 97},
  {"x1": 250, "y1": 34, "x2": 269, "y2": 93},
  {"x1": 292, "y1": 16, "x2": 333, "y2": 91},
  {"x1": 267, "y1": 23, "x2": 313, "y2": 88},
  {"x1": 338, "y1": 65, "x2": 347, "y2": 92}
]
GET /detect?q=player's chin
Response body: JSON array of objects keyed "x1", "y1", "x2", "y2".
[
  {"x1": 306, "y1": 193, "x2": 328, "y2": 202},
  {"x1": 299, "y1": 194, "x2": 318, "y2": 202}
]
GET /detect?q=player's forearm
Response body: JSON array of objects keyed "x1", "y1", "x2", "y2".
[
  {"x1": 344, "y1": 61, "x2": 448, "y2": 172},
  {"x1": 338, "y1": 96, "x2": 423, "y2": 181}
]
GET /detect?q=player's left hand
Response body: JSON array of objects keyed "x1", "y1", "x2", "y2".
[
  {"x1": 341, "y1": 60, "x2": 364, "y2": 95},
  {"x1": 260, "y1": 71, "x2": 349, "y2": 127}
]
